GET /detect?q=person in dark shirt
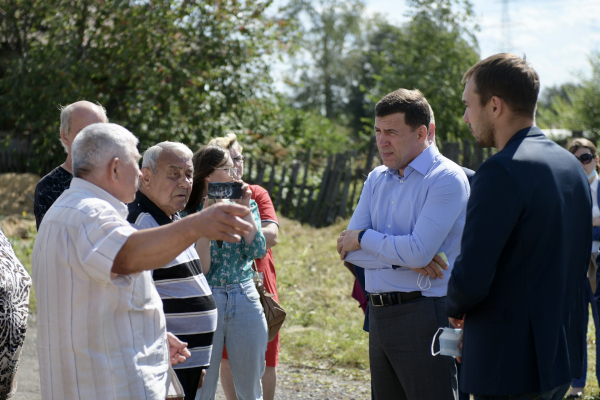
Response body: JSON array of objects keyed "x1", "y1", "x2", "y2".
[{"x1": 33, "y1": 101, "x2": 108, "y2": 229}]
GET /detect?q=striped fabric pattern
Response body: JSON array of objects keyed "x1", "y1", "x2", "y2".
[{"x1": 128, "y1": 191, "x2": 217, "y2": 369}]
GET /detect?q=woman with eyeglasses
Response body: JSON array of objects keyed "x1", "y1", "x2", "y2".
[
  {"x1": 183, "y1": 145, "x2": 267, "y2": 400},
  {"x1": 567, "y1": 138, "x2": 600, "y2": 398},
  {"x1": 207, "y1": 134, "x2": 281, "y2": 400}
]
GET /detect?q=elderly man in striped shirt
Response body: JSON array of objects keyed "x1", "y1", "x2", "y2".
[
  {"x1": 32, "y1": 123, "x2": 252, "y2": 400},
  {"x1": 127, "y1": 141, "x2": 217, "y2": 400}
]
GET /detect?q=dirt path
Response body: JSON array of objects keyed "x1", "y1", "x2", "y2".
[{"x1": 14, "y1": 316, "x2": 371, "y2": 400}]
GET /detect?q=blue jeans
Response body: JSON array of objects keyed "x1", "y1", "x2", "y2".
[
  {"x1": 196, "y1": 279, "x2": 268, "y2": 400},
  {"x1": 473, "y1": 382, "x2": 571, "y2": 400}
]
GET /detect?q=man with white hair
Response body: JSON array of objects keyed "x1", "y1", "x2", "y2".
[
  {"x1": 33, "y1": 100, "x2": 108, "y2": 229},
  {"x1": 127, "y1": 141, "x2": 217, "y2": 400},
  {"x1": 32, "y1": 123, "x2": 253, "y2": 400}
]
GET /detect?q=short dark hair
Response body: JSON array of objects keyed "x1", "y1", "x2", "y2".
[
  {"x1": 462, "y1": 53, "x2": 539, "y2": 118},
  {"x1": 375, "y1": 89, "x2": 430, "y2": 131}
]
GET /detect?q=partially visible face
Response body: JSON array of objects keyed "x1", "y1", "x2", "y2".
[
  {"x1": 63, "y1": 105, "x2": 106, "y2": 154},
  {"x1": 462, "y1": 77, "x2": 495, "y2": 148},
  {"x1": 375, "y1": 113, "x2": 423, "y2": 172},
  {"x1": 206, "y1": 153, "x2": 235, "y2": 184},
  {"x1": 143, "y1": 151, "x2": 194, "y2": 216},
  {"x1": 573, "y1": 147, "x2": 598, "y2": 177},
  {"x1": 229, "y1": 146, "x2": 244, "y2": 180},
  {"x1": 120, "y1": 143, "x2": 142, "y2": 204}
]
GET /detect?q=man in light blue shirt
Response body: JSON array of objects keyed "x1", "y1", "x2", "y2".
[{"x1": 337, "y1": 89, "x2": 469, "y2": 400}]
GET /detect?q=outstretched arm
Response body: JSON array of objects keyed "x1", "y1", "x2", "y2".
[{"x1": 112, "y1": 203, "x2": 252, "y2": 275}]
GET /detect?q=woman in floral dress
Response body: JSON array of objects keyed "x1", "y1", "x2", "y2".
[{"x1": 0, "y1": 228, "x2": 31, "y2": 399}]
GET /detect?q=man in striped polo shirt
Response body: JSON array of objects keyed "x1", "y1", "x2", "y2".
[{"x1": 128, "y1": 142, "x2": 217, "y2": 400}]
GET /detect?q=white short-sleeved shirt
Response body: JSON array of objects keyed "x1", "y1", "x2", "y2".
[{"x1": 32, "y1": 178, "x2": 169, "y2": 400}]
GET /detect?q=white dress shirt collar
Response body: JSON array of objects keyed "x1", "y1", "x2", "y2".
[{"x1": 70, "y1": 178, "x2": 129, "y2": 219}]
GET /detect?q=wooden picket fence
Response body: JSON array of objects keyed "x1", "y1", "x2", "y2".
[{"x1": 1, "y1": 131, "x2": 493, "y2": 227}]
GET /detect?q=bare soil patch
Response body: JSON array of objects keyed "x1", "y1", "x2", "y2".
[{"x1": 0, "y1": 172, "x2": 39, "y2": 216}]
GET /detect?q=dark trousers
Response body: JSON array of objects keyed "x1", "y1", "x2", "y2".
[
  {"x1": 175, "y1": 367, "x2": 205, "y2": 400},
  {"x1": 369, "y1": 296, "x2": 457, "y2": 400},
  {"x1": 473, "y1": 382, "x2": 571, "y2": 400}
]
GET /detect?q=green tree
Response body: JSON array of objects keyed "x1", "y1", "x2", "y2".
[
  {"x1": 536, "y1": 53, "x2": 600, "y2": 139},
  {"x1": 573, "y1": 52, "x2": 600, "y2": 139},
  {"x1": 282, "y1": 0, "x2": 365, "y2": 121},
  {"x1": 536, "y1": 84, "x2": 582, "y2": 131},
  {"x1": 0, "y1": 0, "x2": 287, "y2": 173},
  {"x1": 365, "y1": 0, "x2": 479, "y2": 142}
]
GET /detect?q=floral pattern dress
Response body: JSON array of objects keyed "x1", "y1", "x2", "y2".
[
  {"x1": 197, "y1": 200, "x2": 266, "y2": 286},
  {"x1": 0, "y1": 228, "x2": 31, "y2": 399}
]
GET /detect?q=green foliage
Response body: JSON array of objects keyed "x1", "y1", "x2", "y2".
[
  {"x1": 573, "y1": 52, "x2": 600, "y2": 140},
  {"x1": 0, "y1": 0, "x2": 289, "y2": 173},
  {"x1": 282, "y1": 0, "x2": 365, "y2": 122},
  {"x1": 536, "y1": 87, "x2": 583, "y2": 131},
  {"x1": 536, "y1": 52, "x2": 600, "y2": 140},
  {"x1": 364, "y1": 0, "x2": 479, "y2": 142},
  {"x1": 207, "y1": 95, "x2": 352, "y2": 163}
]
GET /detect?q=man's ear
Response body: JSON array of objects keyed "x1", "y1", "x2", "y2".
[
  {"x1": 109, "y1": 157, "x2": 120, "y2": 182},
  {"x1": 490, "y1": 96, "x2": 503, "y2": 118},
  {"x1": 60, "y1": 129, "x2": 69, "y2": 147},
  {"x1": 416, "y1": 125, "x2": 428, "y2": 143},
  {"x1": 427, "y1": 123, "x2": 436, "y2": 143},
  {"x1": 140, "y1": 167, "x2": 153, "y2": 188}
]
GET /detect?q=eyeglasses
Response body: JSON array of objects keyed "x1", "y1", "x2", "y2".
[
  {"x1": 232, "y1": 155, "x2": 246, "y2": 164},
  {"x1": 575, "y1": 153, "x2": 595, "y2": 165},
  {"x1": 214, "y1": 166, "x2": 238, "y2": 178}
]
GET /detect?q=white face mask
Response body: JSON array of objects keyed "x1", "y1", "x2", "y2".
[{"x1": 588, "y1": 169, "x2": 597, "y2": 181}]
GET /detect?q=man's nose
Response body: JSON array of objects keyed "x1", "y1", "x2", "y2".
[
  {"x1": 463, "y1": 109, "x2": 469, "y2": 124},
  {"x1": 377, "y1": 135, "x2": 388, "y2": 147}
]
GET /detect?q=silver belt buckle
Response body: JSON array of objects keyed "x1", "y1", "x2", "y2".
[{"x1": 371, "y1": 293, "x2": 384, "y2": 307}]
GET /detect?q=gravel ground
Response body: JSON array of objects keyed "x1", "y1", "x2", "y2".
[{"x1": 13, "y1": 316, "x2": 371, "y2": 400}]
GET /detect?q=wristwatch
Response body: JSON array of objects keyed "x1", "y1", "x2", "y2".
[{"x1": 358, "y1": 229, "x2": 367, "y2": 245}]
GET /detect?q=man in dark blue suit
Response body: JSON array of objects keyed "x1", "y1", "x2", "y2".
[{"x1": 446, "y1": 53, "x2": 592, "y2": 399}]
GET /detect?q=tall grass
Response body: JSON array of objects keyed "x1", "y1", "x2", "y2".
[{"x1": 274, "y1": 217, "x2": 369, "y2": 372}]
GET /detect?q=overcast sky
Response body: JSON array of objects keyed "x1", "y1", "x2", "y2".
[{"x1": 366, "y1": 0, "x2": 600, "y2": 93}]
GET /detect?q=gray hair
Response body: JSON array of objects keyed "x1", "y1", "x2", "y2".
[
  {"x1": 72, "y1": 123, "x2": 138, "y2": 178},
  {"x1": 142, "y1": 142, "x2": 193, "y2": 174},
  {"x1": 59, "y1": 101, "x2": 108, "y2": 152}
]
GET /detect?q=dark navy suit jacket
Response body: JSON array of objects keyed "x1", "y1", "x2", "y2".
[{"x1": 447, "y1": 127, "x2": 592, "y2": 395}]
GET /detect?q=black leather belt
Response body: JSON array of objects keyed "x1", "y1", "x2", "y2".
[{"x1": 368, "y1": 291, "x2": 423, "y2": 307}]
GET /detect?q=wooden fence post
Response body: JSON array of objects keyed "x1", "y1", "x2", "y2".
[
  {"x1": 473, "y1": 144, "x2": 484, "y2": 169},
  {"x1": 309, "y1": 155, "x2": 333, "y2": 226},
  {"x1": 294, "y1": 151, "x2": 311, "y2": 220},
  {"x1": 256, "y1": 160, "x2": 265, "y2": 187},
  {"x1": 282, "y1": 161, "x2": 301, "y2": 217},
  {"x1": 274, "y1": 164, "x2": 288, "y2": 211},
  {"x1": 338, "y1": 151, "x2": 354, "y2": 219},
  {"x1": 462, "y1": 139, "x2": 471, "y2": 169},
  {"x1": 266, "y1": 163, "x2": 276, "y2": 197},
  {"x1": 442, "y1": 141, "x2": 460, "y2": 163},
  {"x1": 301, "y1": 187, "x2": 315, "y2": 224},
  {"x1": 324, "y1": 153, "x2": 346, "y2": 226}
]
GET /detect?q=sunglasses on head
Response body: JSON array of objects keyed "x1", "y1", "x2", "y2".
[{"x1": 575, "y1": 153, "x2": 595, "y2": 164}]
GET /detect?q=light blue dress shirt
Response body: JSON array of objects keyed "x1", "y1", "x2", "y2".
[{"x1": 345, "y1": 145, "x2": 469, "y2": 297}]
